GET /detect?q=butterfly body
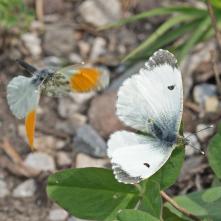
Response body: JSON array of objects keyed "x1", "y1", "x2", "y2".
[{"x1": 107, "y1": 49, "x2": 184, "y2": 184}]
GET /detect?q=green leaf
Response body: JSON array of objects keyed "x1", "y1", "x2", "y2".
[
  {"x1": 165, "y1": 187, "x2": 221, "y2": 220},
  {"x1": 211, "y1": 0, "x2": 221, "y2": 9},
  {"x1": 202, "y1": 187, "x2": 221, "y2": 203},
  {"x1": 123, "y1": 14, "x2": 198, "y2": 62},
  {"x1": 139, "y1": 181, "x2": 162, "y2": 218},
  {"x1": 100, "y1": 6, "x2": 206, "y2": 30},
  {"x1": 208, "y1": 123, "x2": 221, "y2": 179},
  {"x1": 149, "y1": 147, "x2": 185, "y2": 190},
  {"x1": 127, "y1": 18, "x2": 202, "y2": 63},
  {"x1": 47, "y1": 168, "x2": 139, "y2": 220},
  {"x1": 163, "y1": 207, "x2": 189, "y2": 221},
  {"x1": 177, "y1": 17, "x2": 211, "y2": 60},
  {"x1": 118, "y1": 209, "x2": 160, "y2": 221}
]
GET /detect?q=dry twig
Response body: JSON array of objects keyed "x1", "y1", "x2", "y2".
[{"x1": 160, "y1": 191, "x2": 201, "y2": 221}]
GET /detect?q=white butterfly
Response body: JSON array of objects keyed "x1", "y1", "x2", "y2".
[{"x1": 107, "y1": 49, "x2": 184, "y2": 184}]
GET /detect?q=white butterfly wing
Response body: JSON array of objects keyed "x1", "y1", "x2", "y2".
[
  {"x1": 108, "y1": 131, "x2": 173, "y2": 184},
  {"x1": 117, "y1": 49, "x2": 183, "y2": 137},
  {"x1": 7, "y1": 76, "x2": 40, "y2": 119}
]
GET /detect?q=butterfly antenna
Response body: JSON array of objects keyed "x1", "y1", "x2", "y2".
[
  {"x1": 186, "y1": 142, "x2": 205, "y2": 155},
  {"x1": 185, "y1": 125, "x2": 214, "y2": 139}
]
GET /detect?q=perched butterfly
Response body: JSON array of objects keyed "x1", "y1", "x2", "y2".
[
  {"x1": 107, "y1": 49, "x2": 184, "y2": 184},
  {"x1": 7, "y1": 60, "x2": 109, "y2": 150}
]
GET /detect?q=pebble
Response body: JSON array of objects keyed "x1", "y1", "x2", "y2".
[
  {"x1": 107, "y1": 62, "x2": 144, "y2": 92},
  {"x1": 0, "y1": 179, "x2": 10, "y2": 198},
  {"x1": 44, "y1": 24, "x2": 75, "y2": 56},
  {"x1": 44, "y1": 56, "x2": 63, "y2": 68},
  {"x1": 78, "y1": 40, "x2": 91, "y2": 57},
  {"x1": 24, "y1": 152, "x2": 56, "y2": 172},
  {"x1": 193, "y1": 83, "x2": 217, "y2": 106},
  {"x1": 79, "y1": 0, "x2": 122, "y2": 27},
  {"x1": 69, "y1": 53, "x2": 83, "y2": 64},
  {"x1": 184, "y1": 132, "x2": 201, "y2": 156},
  {"x1": 76, "y1": 153, "x2": 108, "y2": 168},
  {"x1": 56, "y1": 151, "x2": 72, "y2": 167},
  {"x1": 196, "y1": 124, "x2": 215, "y2": 142},
  {"x1": 88, "y1": 92, "x2": 126, "y2": 138},
  {"x1": 89, "y1": 37, "x2": 106, "y2": 61},
  {"x1": 70, "y1": 92, "x2": 96, "y2": 106},
  {"x1": 43, "y1": 0, "x2": 64, "y2": 14},
  {"x1": 73, "y1": 124, "x2": 107, "y2": 157},
  {"x1": 21, "y1": 33, "x2": 42, "y2": 57},
  {"x1": 205, "y1": 96, "x2": 219, "y2": 113},
  {"x1": 58, "y1": 97, "x2": 80, "y2": 118},
  {"x1": 12, "y1": 179, "x2": 36, "y2": 198},
  {"x1": 49, "y1": 208, "x2": 69, "y2": 221},
  {"x1": 179, "y1": 156, "x2": 203, "y2": 182}
]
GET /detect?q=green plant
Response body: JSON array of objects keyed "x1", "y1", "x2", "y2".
[
  {"x1": 100, "y1": 1, "x2": 221, "y2": 63},
  {"x1": 0, "y1": 0, "x2": 33, "y2": 29}
]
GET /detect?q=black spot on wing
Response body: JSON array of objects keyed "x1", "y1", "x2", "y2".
[
  {"x1": 145, "y1": 49, "x2": 177, "y2": 70},
  {"x1": 144, "y1": 163, "x2": 150, "y2": 168},
  {"x1": 168, "y1": 85, "x2": 175, "y2": 90},
  {"x1": 112, "y1": 163, "x2": 141, "y2": 184}
]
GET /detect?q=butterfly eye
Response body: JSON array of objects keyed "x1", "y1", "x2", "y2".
[
  {"x1": 144, "y1": 163, "x2": 150, "y2": 168},
  {"x1": 168, "y1": 85, "x2": 175, "y2": 90}
]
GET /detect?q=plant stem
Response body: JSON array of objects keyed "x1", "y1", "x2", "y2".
[
  {"x1": 160, "y1": 191, "x2": 201, "y2": 221},
  {"x1": 207, "y1": 0, "x2": 221, "y2": 53}
]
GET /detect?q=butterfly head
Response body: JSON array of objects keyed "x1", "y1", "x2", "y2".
[{"x1": 31, "y1": 68, "x2": 55, "y2": 86}]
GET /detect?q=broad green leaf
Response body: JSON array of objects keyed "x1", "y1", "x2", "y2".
[
  {"x1": 211, "y1": 0, "x2": 221, "y2": 8},
  {"x1": 202, "y1": 187, "x2": 221, "y2": 203},
  {"x1": 100, "y1": 6, "x2": 206, "y2": 30},
  {"x1": 165, "y1": 187, "x2": 221, "y2": 220},
  {"x1": 123, "y1": 14, "x2": 198, "y2": 62},
  {"x1": 118, "y1": 209, "x2": 160, "y2": 221},
  {"x1": 149, "y1": 147, "x2": 185, "y2": 190},
  {"x1": 163, "y1": 207, "x2": 189, "y2": 221},
  {"x1": 47, "y1": 168, "x2": 139, "y2": 220},
  {"x1": 208, "y1": 123, "x2": 221, "y2": 179},
  {"x1": 139, "y1": 181, "x2": 162, "y2": 218}
]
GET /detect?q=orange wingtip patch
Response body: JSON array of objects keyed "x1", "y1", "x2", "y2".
[
  {"x1": 69, "y1": 67, "x2": 101, "y2": 92},
  {"x1": 25, "y1": 110, "x2": 36, "y2": 151}
]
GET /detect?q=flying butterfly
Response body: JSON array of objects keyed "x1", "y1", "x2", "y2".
[
  {"x1": 7, "y1": 60, "x2": 109, "y2": 150},
  {"x1": 107, "y1": 49, "x2": 184, "y2": 184}
]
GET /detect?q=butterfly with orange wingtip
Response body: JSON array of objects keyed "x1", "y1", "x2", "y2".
[{"x1": 7, "y1": 60, "x2": 109, "y2": 150}]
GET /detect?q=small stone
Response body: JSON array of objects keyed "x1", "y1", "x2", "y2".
[
  {"x1": 193, "y1": 83, "x2": 216, "y2": 106},
  {"x1": 58, "y1": 97, "x2": 79, "y2": 118},
  {"x1": 24, "y1": 152, "x2": 56, "y2": 172},
  {"x1": 79, "y1": 0, "x2": 122, "y2": 27},
  {"x1": 73, "y1": 124, "x2": 107, "y2": 157},
  {"x1": 179, "y1": 156, "x2": 203, "y2": 182},
  {"x1": 196, "y1": 124, "x2": 215, "y2": 142},
  {"x1": 0, "y1": 180, "x2": 10, "y2": 198},
  {"x1": 12, "y1": 179, "x2": 36, "y2": 198},
  {"x1": 205, "y1": 96, "x2": 219, "y2": 113},
  {"x1": 78, "y1": 40, "x2": 90, "y2": 57},
  {"x1": 69, "y1": 53, "x2": 83, "y2": 63},
  {"x1": 44, "y1": 24, "x2": 75, "y2": 56},
  {"x1": 70, "y1": 92, "x2": 96, "y2": 105},
  {"x1": 88, "y1": 92, "x2": 126, "y2": 138},
  {"x1": 89, "y1": 37, "x2": 106, "y2": 61},
  {"x1": 76, "y1": 153, "x2": 108, "y2": 168},
  {"x1": 44, "y1": 56, "x2": 63, "y2": 68},
  {"x1": 56, "y1": 151, "x2": 72, "y2": 167},
  {"x1": 21, "y1": 33, "x2": 42, "y2": 57},
  {"x1": 184, "y1": 132, "x2": 201, "y2": 156},
  {"x1": 43, "y1": 0, "x2": 64, "y2": 14},
  {"x1": 49, "y1": 208, "x2": 69, "y2": 221}
]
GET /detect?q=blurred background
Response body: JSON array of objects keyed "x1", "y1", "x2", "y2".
[{"x1": 0, "y1": 0, "x2": 221, "y2": 220}]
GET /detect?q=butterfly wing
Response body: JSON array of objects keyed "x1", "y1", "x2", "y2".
[
  {"x1": 116, "y1": 49, "x2": 183, "y2": 139},
  {"x1": 41, "y1": 65, "x2": 109, "y2": 96},
  {"x1": 108, "y1": 131, "x2": 174, "y2": 184},
  {"x1": 7, "y1": 76, "x2": 40, "y2": 149}
]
